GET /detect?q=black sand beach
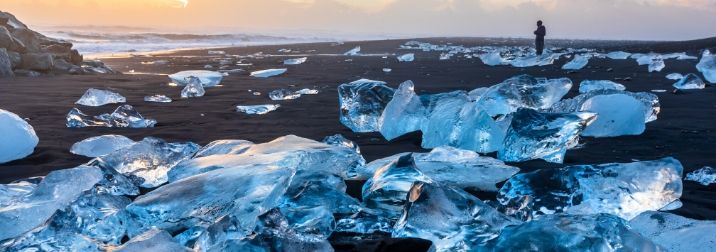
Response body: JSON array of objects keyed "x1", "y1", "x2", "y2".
[{"x1": 1, "y1": 38, "x2": 715, "y2": 250}]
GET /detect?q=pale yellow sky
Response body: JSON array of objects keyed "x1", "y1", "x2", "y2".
[{"x1": 3, "y1": 0, "x2": 716, "y2": 40}]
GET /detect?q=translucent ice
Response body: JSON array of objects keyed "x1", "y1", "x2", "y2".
[
  {"x1": 498, "y1": 108, "x2": 596, "y2": 163},
  {"x1": 113, "y1": 228, "x2": 191, "y2": 252},
  {"x1": 561, "y1": 54, "x2": 590, "y2": 70},
  {"x1": 491, "y1": 214, "x2": 661, "y2": 251},
  {"x1": 630, "y1": 211, "x2": 716, "y2": 251},
  {"x1": 70, "y1": 134, "x2": 136, "y2": 157},
  {"x1": 685, "y1": 166, "x2": 716, "y2": 186},
  {"x1": 284, "y1": 57, "x2": 307, "y2": 65},
  {"x1": 193, "y1": 139, "x2": 254, "y2": 157},
  {"x1": 338, "y1": 79, "x2": 395, "y2": 132},
  {"x1": 66, "y1": 105, "x2": 157, "y2": 128},
  {"x1": 607, "y1": 51, "x2": 632, "y2": 60},
  {"x1": 168, "y1": 70, "x2": 223, "y2": 87},
  {"x1": 0, "y1": 109, "x2": 38, "y2": 164},
  {"x1": 181, "y1": 76, "x2": 206, "y2": 98},
  {"x1": 397, "y1": 53, "x2": 415, "y2": 62},
  {"x1": 479, "y1": 51, "x2": 508, "y2": 66},
  {"x1": 474, "y1": 75, "x2": 572, "y2": 117},
  {"x1": 124, "y1": 165, "x2": 294, "y2": 237},
  {"x1": 510, "y1": 53, "x2": 559, "y2": 68},
  {"x1": 250, "y1": 68, "x2": 287, "y2": 78},
  {"x1": 144, "y1": 94, "x2": 172, "y2": 103},
  {"x1": 673, "y1": 73, "x2": 706, "y2": 90},
  {"x1": 94, "y1": 137, "x2": 200, "y2": 188},
  {"x1": 322, "y1": 134, "x2": 360, "y2": 154},
  {"x1": 497, "y1": 157, "x2": 683, "y2": 221},
  {"x1": 578, "y1": 80, "x2": 625, "y2": 93},
  {"x1": 344, "y1": 46, "x2": 361, "y2": 56},
  {"x1": 362, "y1": 154, "x2": 433, "y2": 218},
  {"x1": 393, "y1": 182, "x2": 519, "y2": 252},
  {"x1": 379, "y1": 81, "x2": 425, "y2": 140},
  {"x1": 649, "y1": 57, "x2": 666, "y2": 72},
  {"x1": 236, "y1": 104, "x2": 280, "y2": 115},
  {"x1": 0, "y1": 166, "x2": 103, "y2": 241},
  {"x1": 75, "y1": 88, "x2": 126, "y2": 107},
  {"x1": 697, "y1": 49, "x2": 716, "y2": 83},
  {"x1": 666, "y1": 73, "x2": 684, "y2": 80},
  {"x1": 296, "y1": 88, "x2": 319, "y2": 95},
  {"x1": 269, "y1": 89, "x2": 301, "y2": 101}
]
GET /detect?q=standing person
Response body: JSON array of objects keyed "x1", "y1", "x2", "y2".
[{"x1": 534, "y1": 20, "x2": 546, "y2": 56}]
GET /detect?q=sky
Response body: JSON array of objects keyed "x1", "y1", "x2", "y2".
[{"x1": 2, "y1": 0, "x2": 716, "y2": 40}]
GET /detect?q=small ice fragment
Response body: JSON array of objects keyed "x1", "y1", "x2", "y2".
[
  {"x1": 66, "y1": 105, "x2": 157, "y2": 128},
  {"x1": 673, "y1": 73, "x2": 706, "y2": 90},
  {"x1": 76, "y1": 88, "x2": 126, "y2": 107},
  {"x1": 344, "y1": 46, "x2": 361, "y2": 56},
  {"x1": 649, "y1": 58, "x2": 665, "y2": 72},
  {"x1": 579, "y1": 80, "x2": 626, "y2": 93},
  {"x1": 295, "y1": 88, "x2": 319, "y2": 95},
  {"x1": 383, "y1": 68, "x2": 392, "y2": 73},
  {"x1": 144, "y1": 94, "x2": 172, "y2": 103},
  {"x1": 269, "y1": 89, "x2": 301, "y2": 101},
  {"x1": 70, "y1": 135, "x2": 135, "y2": 157},
  {"x1": 236, "y1": 104, "x2": 280, "y2": 115},
  {"x1": 208, "y1": 50, "x2": 225, "y2": 55},
  {"x1": 250, "y1": 68, "x2": 287, "y2": 78},
  {"x1": 203, "y1": 64, "x2": 213, "y2": 69},
  {"x1": 181, "y1": 76, "x2": 206, "y2": 98},
  {"x1": 561, "y1": 54, "x2": 590, "y2": 70},
  {"x1": 0, "y1": 109, "x2": 39, "y2": 164},
  {"x1": 685, "y1": 166, "x2": 716, "y2": 186},
  {"x1": 397, "y1": 53, "x2": 415, "y2": 62},
  {"x1": 651, "y1": 89, "x2": 667, "y2": 93},
  {"x1": 252, "y1": 92, "x2": 261, "y2": 96},
  {"x1": 606, "y1": 51, "x2": 632, "y2": 60},
  {"x1": 283, "y1": 57, "x2": 307, "y2": 65},
  {"x1": 168, "y1": 70, "x2": 223, "y2": 87},
  {"x1": 666, "y1": 73, "x2": 684, "y2": 80}
]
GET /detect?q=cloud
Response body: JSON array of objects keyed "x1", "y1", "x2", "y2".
[{"x1": 282, "y1": 0, "x2": 398, "y2": 12}]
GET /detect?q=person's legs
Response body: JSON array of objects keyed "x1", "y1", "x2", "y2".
[{"x1": 536, "y1": 40, "x2": 544, "y2": 56}]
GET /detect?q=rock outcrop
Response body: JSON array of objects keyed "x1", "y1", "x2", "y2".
[{"x1": 0, "y1": 11, "x2": 118, "y2": 78}]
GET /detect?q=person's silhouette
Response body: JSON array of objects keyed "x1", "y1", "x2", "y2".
[{"x1": 534, "y1": 20, "x2": 546, "y2": 56}]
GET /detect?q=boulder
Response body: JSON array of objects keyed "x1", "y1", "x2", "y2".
[
  {"x1": 0, "y1": 26, "x2": 15, "y2": 49},
  {"x1": 53, "y1": 58, "x2": 76, "y2": 73},
  {"x1": 0, "y1": 11, "x2": 28, "y2": 29},
  {"x1": 14, "y1": 69, "x2": 41, "y2": 77},
  {"x1": 70, "y1": 49, "x2": 83, "y2": 65},
  {"x1": 0, "y1": 48, "x2": 14, "y2": 77},
  {"x1": 21, "y1": 53, "x2": 54, "y2": 71},
  {"x1": 7, "y1": 51, "x2": 20, "y2": 69},
  {"x1": 11, "y1": 28, "x2": 41, "y2": 53}
]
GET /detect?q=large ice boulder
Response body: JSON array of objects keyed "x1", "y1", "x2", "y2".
[
  {"x1": 673, "y1": 73, "x2": 706, "y2": 90},
  {"x1": 379, "y1": 80, "x2": 425, "y2": 140},
  {"x1": 75, "y1": 88, "x2": 126, "y2": 107},
  {"x1": 497, "y1": 157, "x2": 683, "y2": 221},
  {"x1": 168, "y1": 70, "x2": 223, "y2": 87},
  {"x1": 578, "y1": 80, "x2": 625, "y2": 94},
  {"x1": 112, "y1": 228, "x2": 191, "y2": 252},
  {"x1": 70, "y1": 134, "x2": 136, "y2": 157},
  {"x1": 338, "y1": 79, "x2": 395, "y2": 132},
  {"x1": 630, "y1": 211, "x2": 716, "y2": 251},
  {"x1": 0, "y1": 109, "x2": 39, "y2": 163},
  {"x1": 362, "y1": 154, "x2": 433, "y2": 218},
  {"x1": 180, "y1": 76, "x2": 206, "y2": 98},
  {"x1": 474, "y1": 74, "x2": 572, "y2": 117},
  {"x1": 697, "y1": 49, "x2": 716, "y2": 83}
]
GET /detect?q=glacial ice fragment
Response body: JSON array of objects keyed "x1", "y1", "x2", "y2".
[
  {"x1": 338, "y1": 79, "x2": 395, "y2": 132},
  {"x1": 479, "y1": 51, "x2": 508, "y2": 66},
  {"x1": 124, "y1": 165, "x2": 294, "y2": 237},
  {"x1": 578, "y1": 80, "x2": 625, "y2": 93},
  {"x1": 497, "y1": 157, "x2": 683, "y2": 221},
  {"x1": 181, "y1": 76, "x2": 206, "y2": 98},
  {"x1": 419, "y1": 91, "x2": 472, "y2": 149},
  {"x1": 66, "y1": 105, "x2": 157, "y2": 128},
  {"x1": 498, "y1": 108, "x2": 596, "y2": 163},
  {"x1": 168, "y1": 70, "x2": 223, "y2": 87},
  {"x1": 673, "y1": 73, "x2": 706, "y2": 90},
  {"x1": 0, "y1": 166, "x2": 103, "y2": 241},
  {"x1": 362, "y1": 154, "x2": 433, "y2": 218},
  {"x1": 393, "y1": 182, "x2": 520, "y2": 252},
  {"x1": 344, "y1": 46, "x2": 361, "y2": 56},
  {"x1": 0, "y1": 109, "x2": 38, "y2": 164},
  {"x1": 296, "y1": 88, "x2": 319, "y2": 95},
  {"x1": 236, "y1": 104, "x2": 280, "y2": 115},
  {"x1": 322, "y1": 134, "x2": 360, "y2": 154},
  {"x1": 666, "y1": 73, "x2": 684, "y2": 80},
  {"x1": 649, "y1": 57, "x2": 665, "y2": 72},
  {"x1": 491, "y1": 214, "x2": 662, "y2": 251},
  {"x1": 113, "y1": 228, "x2": 191, "y2": 252},
  {"x1": 606, "y1": 51, "x2": 632, "y2": 60},
  {"x1": 685, "y1": 166, "x2": 716, "y2": 186},
  {"x1": 94, "y1": 137, "x2": 200, "y2": 188},
  {"x1": 397, "y1": 53, "x2": 415, "y2": 62},
  {"x1": 510, "y1": 53, "x2": 559, "y2": 67},
  {"x1": 144, "y1": 94, "x2": 172, "y2": 103},
  {"x1": 697, "y1": 49, "x2": 716, "y2": 83},
  {"x1": 379, "y1": 81, "x2": 425, "y2": 140},
  {"x1": 70, "y1": 134, "x2": 136, "y2": 157},
  {"x1": 630, "y1": 211, "x2": 716, "y2": 251},
  {"x1": 75, "y1": 88, "x2": 126, "y2": 107},
  {"x1": 269, "y1": 89, "x2": 301, "y2": 100},
  {"x1": 284, "y1": 57, "x2": 307, "y2": 65},
  {"x1": 474, "y1": 75, "x2": 572, "y2": 116},
  {"x1": 561, "y1": 54, "x2": 590, "y2": 70},
  {"x1": 250, "y1": 68, "x2": 287, "y2": 78},
  {"x1": 193, "y1": 139, "x2": 254, "y2": 157}
]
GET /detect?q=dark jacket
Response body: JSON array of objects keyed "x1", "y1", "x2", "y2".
[{"x1": 534, "y1": 26, "x2": 546, "y2": 40}]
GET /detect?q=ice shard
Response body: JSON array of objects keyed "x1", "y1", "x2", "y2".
[
  {"x1": 379, "y1": 81, "x2": 425, "y2": 140},
  {"x1": 181, "y1": 76, "x2": 206, "y2": 98},
  {"x1": 193, "y1": 139, "x2": 254, "y2": 158},
  {"x1": 75, "y1": 88, "x2": 126, "y2": 107},
  {"x1": 362, "y1": 154, "x2": 433, "y2": 218},
  {"x1": 419, "y1": 91, "x2": 472, "y2": 149},
  {"x1": 685, "y1": 166, "x2": 716, "y2": 186},
  {"x1": 70, "y1": 135, "x2": 136, "y2": 158},
  {"x1": 322, "y1": 134, "x2": 360, "y2": 154},
  {"x1": 673, "y1": 73, "x2": 706, "y2": 90},
  {"x1": 666, "y1": 73, "x2": 684, "y2": 80},
  {"x1": 124, "y1": 165, "x2": 294, "y2": 237},
  {"x1": 93, "y1": 137, "x2": 200, "y2": 188},
  {"x1": 510, "y1": 53, "x2": 559, "y2": 68},
  {"x1": 283, "y1": 57, "x2": 307, "y2": 65},
  {"x1": 168, "y1": 70, "x2": 223, "y2": 87},
  {"x1": 0, "y1": 166, "x2": 103, "y2": 241},
  {"x1": 491, "y1": 214, "x2": 662, "y2": 251},
  {"x1": 344, "y1": 46, "x2": 361, "y2": 56},
  {"x1": 630, "y1": 211, "x2": 716, "y2": 251},
  {"x1": 0, "y1": 109, "x2": 38, "y2": 164},
  {"x1": 236, "y1": 104, "x2": 280, "y2": 115},
  {"x1": 66, "y1": 105, "x2": 157, "y2": 128},
  {"x1": 269, "y1": 88, "x2": 301, "y2": 101},
  {"x1": 649, "y1": 57, "x2": 666, "y2": 72},
  {"x1": 474, "y1": 75, "x2": 572, "y2": 117},
  {"x1": 168, "y1": 135, "x2": 365, "y2": 182},
  {"x1": 296, "y1": 88, "x2": 319, "y2": 95},
  {"x1": 578, "y1": 80, "x2": 625, "y2": 93},
  {"x1": 397, "y1": 53, "x2": 415, "y2": 62},
  {"x1": 338, "y1": 79, "x2": 395, "y2": 132},
  {"x1": 144, "y1": 94, "x2": 172, "y2": 103},
  {"x1": 606, "y1": 51, "x2": 632, "y2": 60},
  {"x1": 393, "y1": 182, "x2": 520, "y2": 252},
  {"x1": 113, "y1": 228, "x2": 191, "y2": 252},
  {"x1": 497, "y1": 157, "x2": 683, "y2": 221},
  {"x1": 479, "y1": 51, "x2": 508, "y2": 66},
  {"x1": 561, "y1": 54, "x2": 590, "y2": 70},
  {"x1": 498, "y1": 108, "x2": 596, "y2": 163},
  {"x1": 697, "y1": 49, "x2": 716, "y2": 83},
  {"x1": 251, "y1": 68, "x2": 287, "y2": 78}
]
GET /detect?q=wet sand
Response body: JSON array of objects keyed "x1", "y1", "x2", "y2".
[{"x1": 1, "y1": 37, "x2": 715, "y2": 250}]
